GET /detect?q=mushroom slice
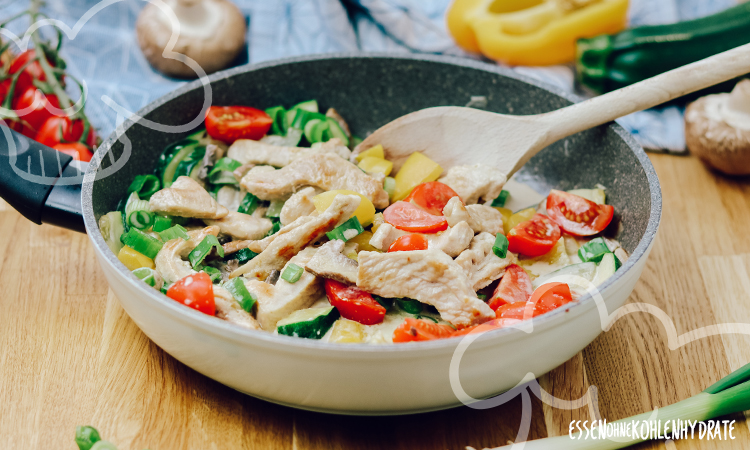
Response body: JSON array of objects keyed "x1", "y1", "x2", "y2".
[
  {"x1": 213, "y1": 285, "x2": 260, "y2": 330},
  {"x1": 230, "y1": 194, "x2": 361, "y2": 280},
  {"x1": 150, "y1": 176, "x2": 228, "y2": 219},
  {"x1": 280, "y1": 187, "x2": 322, "y2": 226},
  {"x1": 357, "y1": 249, "x2": 494, "y2": 328},
  {"x1": 245, "y1": 248, "x2": 324, "y2": 330},
  {"x1": 305, "y1": 240, "x2": 358, "y2": 285},
  {"x1": 443, "y1": 197, "x2": 504, "y2": 235},
  {"x1": 428, "y1": 221, "x2": 474, "y2": 257},
  {"x1": 240, "y1": 153, "x2": 389, "y2": 209},
  {"x1": 455, "y1": 232, "x2": 515, "y2": 291},
  {"x1": 155, "y1": 226, "x2": 220, "y2": 285},
  {"x1": 228, "y1": 137, "x2": 352, "y2": 167},
  {"x1": 438, "y1": 164, "x2": 507, "y2": 204},
  {"x1": 204, "y1": 211, "x2": 273, "y2": 241}
]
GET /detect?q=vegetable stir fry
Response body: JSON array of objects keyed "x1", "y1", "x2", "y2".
[{"x1": 99, "y1": 100, "x2": 628, "y2": 344}]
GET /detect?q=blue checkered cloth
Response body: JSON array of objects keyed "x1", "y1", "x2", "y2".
[{"x1": 1, "y1": 0, "x2": 738, "y2": 152}]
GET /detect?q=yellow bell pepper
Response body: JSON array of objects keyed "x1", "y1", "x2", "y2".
[
  {"x1": 392, "y1": 152, "x2": 443, "y2": 201},
  {"x1": 329, "y1": 319, "x2": 365, "y2": 343},
  {"x1": 358, "y1": 156, "x2": 393, "y2": 176},
  {"x1": 313, "y1": 190, "x2": 376, "y2": 226},
  {"x1": 503, "y1": 207, "x2": 536, "y2": 234},
  {"x1": 493, "y1": 206, "x2": 513, "y2": 231},
  {"x1": 347, "y1": 230, "x2": 379, "y2": 253},
  {"x1": 355, "y1": 144, "x2": 385, "y2": 162},
  {"x1": 118, "y1": 246, "x2": 155, "y2": 271},
  {"x1": 447, "y1": 0, "x2": 629, "y2": 66}
]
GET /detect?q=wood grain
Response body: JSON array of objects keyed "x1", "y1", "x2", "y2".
[{"x1": 2, "y1": 153, "x2": 750, "y2": 449}]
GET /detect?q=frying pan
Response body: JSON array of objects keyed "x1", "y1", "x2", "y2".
[{"x1": 0, "y1": 54, "x2": 661, "y2": 415}]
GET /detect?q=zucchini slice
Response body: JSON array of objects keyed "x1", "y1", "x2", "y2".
[
  {"x1": 291, "y1": 99, "x2": 319, "y2": 113},
  {"x1": 157, "y1": 140, "x2": 202, "y2": 188},
  {"x1": 277, "y1": 306, "x2": 339, "y2": 339},
  {"x1": 326, "y1": 117, "x2": 349, "y2": 146},
  {"x1": 592, "y1": 253, "x2": 617, "y2": 286},
  {"x1": 532, "y1": 262, "x2": 597, "y2": 289},
  {"x1": 567, "y1": 188, "x2": 606, "y2": 205}
]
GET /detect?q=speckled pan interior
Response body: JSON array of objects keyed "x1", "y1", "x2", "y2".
[{"x1": 86, "y1": 54, "x2": 660, "y2": 256}]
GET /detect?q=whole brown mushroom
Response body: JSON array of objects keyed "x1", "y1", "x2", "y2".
[
  {"x1": 685, "y1": 79, "x2": 750, "y2": 175},
  {"x1": 136, "y1": 0, "x2": 246, "y2": 78}
]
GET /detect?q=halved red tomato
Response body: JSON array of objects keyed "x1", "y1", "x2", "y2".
[
  {"x1": 167, "y1": 272, "x2": 215, "y2": 316},
  {"x1": 392, "y1": 318, "x2": 455, "y2": 343},
  {"x1": 488, "y1": 264, "x2": 532, "y2": 310},
  {"x1": 545, "y1": 190, "x2": 614, "y2": 236},
  {"x1": 529, "y1": 282, "x2": 573, "y2": 315},
  {"x1": 54, "y1": 142, "x2": 93, "y2": 162},
  {"x1": 507, "y1": 213, "x2": 561, "y2": 257},
  {"x1": 205, "y1": 106, "x2": 273, "y2": 143},
  {"x1": 495, "y1": 301, "x2": 537, "y2": 321},
  {"x1": 388, "y1": 233, "x2": 428, "y2": 252},
  {"x1": 383, "y1": 201, "x2": 448, "y2": 233},
  {"x1": 403, "y1": 181, "x2": 460, "y2": 215},
  {"x1": 325, "y1": 279, "x2": 385, "y2": 325}
]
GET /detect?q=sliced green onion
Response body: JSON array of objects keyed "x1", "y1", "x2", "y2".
[
  {"x1": 231, "y1": 248, "x2": 258, "y2": 265},
  {"x1": 188, "y1": 235, "x2": 224, "y2": 268},
  {"x1": 493, "y1": 233, "x2": 509, "y2": 258},
  {"x1": 506, "y1": 362, "x2": 750, "y2": 449},
  {"x1": 224, "y1": 277, "x2": 257, "y2": 312},
  {"x1": 120, "y1": 228, "x2": 163, "y2": 259},
  {"x1": 133, "y1": 267, "x2": 158, "y2": 287},
  {"x1": 127, "y1": 174, "x2": 161, "y2": 200},
  {"x1": 199, "y1": 265, "x2": 222, "y2": 283},
  {"x1": 208, "y1": 158, "x2": 242, "y2": 184},
  {"x1": 124, "y1": 192, "x2": 150, "y2": 217},
  {"x1": 127, "y1": 210, "x2": 154, "y2": 230},
  {"x1": 477, "y1": 293, "x2": 488, "y2": 300},
  {"x1": 161, "y1": 283, "x2": 170, "y2": 295},
  {"x1": 383, "y1": 177, "x2": 397, "y2": 199},
  {"x1": 266, "y1": 219, "x2": 281, "y2": 237},
  {"x1": 158, "y1": 224, "x2": 190, "y2": 242},
  {"x1": 281, "y1": 263, "x2": 304, "y2": 283},
  {"x1": 75, "y1": 425, "x2": 101, "y2": 450},
  {"x1": 396, "y1": 298, "x2": 422, "y2": 314},
  {"x1": 373, "y1": 295, "x2": 393, "y2": 311},
  {"x1": 266, "y1": 200, "x2": 285, "y2": 218},
  {"x1": 578, "y1": 237, "x2": 611, "y2": 263},
  {"x1": 152, "y1": 215, "x2": 173, "y2": 232},
  {"x1": 99, "y1": 211, "x2": 125, "y2": 255},
  {"x1": 326, "y1": 217, "x2": 363, "y2": 242},
  {"x1": 238, "y1": 193, "x2": 261, "y2": 215},
  {"x1": 265, "y1": 106, "x2": 288, "y2": 135},
  {"x1": 491, "y1": 190, "x2": 510, "y2": 207}
]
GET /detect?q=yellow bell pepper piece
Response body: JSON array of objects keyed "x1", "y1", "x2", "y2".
[
  {"x1": 347, "y1": 230, "x2": 379, "y2": 253},
  {"x1": 313, "y1": 190, "x2": 376, "y2": 226},
  {"x1": 355, "y1": 144, "x2": 385, "y2": 162},
  {"x1": 329, "y1": 319, "x2": 365, "y2": 343},
  {"x1": 503, "y1": 207, "x2": 536, "y2": 235},
  {"x1": 447, "y1": 0, "x2": 629, "y2": 66},
  {"x1": 370, "y1": 212, "x2": 385, "y2": 233},
  {"x1": 118, "y1": 246, "x2": 155, "y2": 271},
  {"x1": 358, "y1": 156, "x2": 393, "y2": 176},
  {"x1": 494, "y1": 207, "x2": 513, "y2": 231},
  {"x1": 392, "y1": 152, "x2": 443, "y2": 201}
]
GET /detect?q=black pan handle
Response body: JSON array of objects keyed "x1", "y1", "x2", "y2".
[{"x1": 0, "y1": 124, "x2": 85, "y2": 232}]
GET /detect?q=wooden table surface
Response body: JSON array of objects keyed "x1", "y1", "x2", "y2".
[{"x1": 2, "y1": 153, "x2": 750, "y2": 450}]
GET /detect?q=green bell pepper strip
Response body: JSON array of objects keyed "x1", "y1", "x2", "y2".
[
  {"x1": 120, "y1": 228, "x2": 163, "y2": 259},
  {"x1": 224, "y1": 277, "x2": 257, "y2": 312},
  {"x1": 158, "y1": 224, "x2": 190, "y2": 242},
  {"x1": 188, "y1": 235, "x2": 224, "y2": 268}
]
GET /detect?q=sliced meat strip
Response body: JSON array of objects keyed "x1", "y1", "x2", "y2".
[
  {"x1": 443, "y1": 197, "x2": 504, "y2": 235},
  {"x1": 305, "y1": 240, "x2": 358, "y2": 285},
  {"x1": 213, "y1": 285, "x2": 261, "y2": 330},
  {"x1": 280, "y1": 186, "x2": 321, "y2": 226},
  {"x1": 455, "y1": 232, "x2": 515, "y2": 290},
  {"x1": 439, "y1": 164, "x2": 507, "y2": 204},
  {"x1": 149, "y1": 176, "x2": 228, "y2": 219},
  {"x1": 204, "y1": 211, "x2": 273, "y2": 241},
  {"x1": 155, "y1": 226, "x2": 220, "y2": 285},
  {"x1": 228, "y1": 137, "x2": 351, "y2": 167}
]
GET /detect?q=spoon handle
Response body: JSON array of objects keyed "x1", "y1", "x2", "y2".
[{"x1": 540, "y1": 42, "x2": 750, "y2": 146}]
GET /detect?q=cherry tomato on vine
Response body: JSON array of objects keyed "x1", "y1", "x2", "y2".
[
  {"x1": 545, "y1": 190, "x2": 614, "y2": 236},
  {"x1": 36, "y1": 115, "x2": 97, "y2": 148},
  {"x1": 13, "y1": 87, "x2": 60, "y2": 132},
  {"x1": 507, "y1": 214, "x2": 561, "y2": 257},
  {"x1": 9, "y1": 50, "x2": 54, "y2": 83},
  {"x1": 53, "y1": 142, "x2": 93, "y2": 162},
  {"x1": 205, "y1": 106, "x2": 273, "y2": 143},
  {"x1": 0, "y1": 70, "x2": 33, "y2": 105}
]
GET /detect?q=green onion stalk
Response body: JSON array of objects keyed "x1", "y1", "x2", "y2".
[{"x1": 494, "y1": 363, "x2": 750, "y2": 449}]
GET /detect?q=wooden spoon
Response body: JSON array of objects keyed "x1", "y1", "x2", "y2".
[{"x1": 356, "y1": 43, "x2": 750, "y2": 177}]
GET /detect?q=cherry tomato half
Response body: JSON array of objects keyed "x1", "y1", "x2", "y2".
[
  {"x1": 167, "y1": 272, "x2": 215, "y2": 316},
  {"x1": 403, "y1": 181, "x2": 460, "y2": 216},
  {"x1": 325, "y1": 279, "x2": 385, "y2": 325},
  {"x1": 488, "y1": 264, "x2": 532, "y2": 310},
  {"x1": 36, "y1": 115, "x2": 97, "y2": 148},
  {"x1": 392, "y1": 318, "x2": 455, "y2": 343},
  {"x1": 388, "y1": 233, "x2": 429, "y2": 252},
  {"x1": 451, "y1": 318, "x2": 522, "y2": 337},
  {"x1": 529, "y1": 282, "x2": 573, "y2": 315},
  {"x1": 545, "y1": 190, "x2": 614, "y2": 236},
  {"x1": 14, "y1": 87, "x2": 60, "y2": 132},
  {"x1": 53, "y1": 142, "x2": 93, "y2": 162},
  {"x1": 383, "y1": 201, "x2": 448, "y2": 233},
  {"x1": 507, "y1": 213, "x2": 561, "y2": 257},
  {"x1": 205, "y1": 106, "x2": 273, "y2": 143}
]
